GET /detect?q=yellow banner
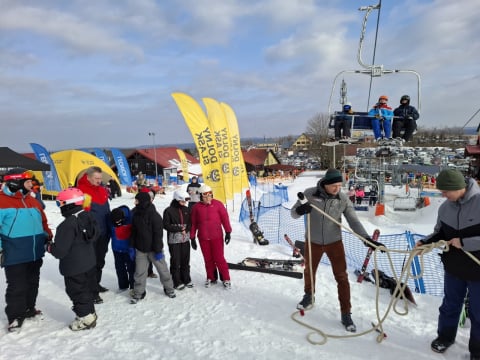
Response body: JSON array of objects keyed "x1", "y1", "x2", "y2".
[
  {"x1": 202, "y1": 98, "x2": 234, "y2": 201},
  {"x1": 176, "y1": 148, "x2": 190, "y2": 183},
  {"x1": 220, "y1": 102, "x2": 249, "y2": 194},
  {"x1": 171, "y1": 92, "x2": 226, "y2": 204}
]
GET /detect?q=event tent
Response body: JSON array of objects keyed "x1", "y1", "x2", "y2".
[
  {"x1": 0, "y1": 147, "x2": 50, "y2": 171},
  {"x1": 33, "y1": 150, "x2": 120, "y2": 195}
]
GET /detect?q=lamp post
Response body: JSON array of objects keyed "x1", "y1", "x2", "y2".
[{"x1": 148, "y1": 132, "x2": 158, "y2": 185}]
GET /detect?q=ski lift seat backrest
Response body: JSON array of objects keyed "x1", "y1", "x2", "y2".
[{"x1": 329, "y1": 111, "x2": 373, "y2": 130}]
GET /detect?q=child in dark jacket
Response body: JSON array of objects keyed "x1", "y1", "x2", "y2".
[
  {"x1": 163, "y1": 189, "x2": 193, "y2": 290},
  {"x1": 48, "y1": 188, "x2": 99, "y2": 331},
  {"x1": 130, "y1": 192, "x2": 175, "y2": 303},
  {"x1": 110, "y1": 206, "x2": 135, "y2": 292}
]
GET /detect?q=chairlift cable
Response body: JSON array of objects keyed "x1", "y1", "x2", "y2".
[
  {"x1": 367, "y1": 0, "x2": 382, "y2": 110},
  {"x1": 461, "y1": 107, "x2": 480, "y2": 130}
]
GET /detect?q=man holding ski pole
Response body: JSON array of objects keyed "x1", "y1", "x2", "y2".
[{"x1": 291, "y1": 168, "x2": 386, "y2": 332}]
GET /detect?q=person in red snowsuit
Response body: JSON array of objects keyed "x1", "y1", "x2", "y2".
[{"x1": 190, "y1": 185, "x2": 232, "y2": 289}]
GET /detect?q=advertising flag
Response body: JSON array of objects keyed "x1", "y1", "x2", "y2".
[
  {"x1": 202, "y1": 97, "x2": 233, "y2": 201},
  {"x1": 29, "y1": 143, "x2": 62, "y2": 192},
  {"x1": 93, "y1": 148, "x2": 111, "y2": 166},
  {"x1": 171, "y1": 92, "x2": 226, "y2": 204},
  {"x1": 176, "y1": 148, "x2": 190, "y2": 183},
  {"x1": 110, "y1": 148, "x2": 133, "y2": 186},
  {"x1": 220, "y1": 102, "x2": 249, "y2": 193}
]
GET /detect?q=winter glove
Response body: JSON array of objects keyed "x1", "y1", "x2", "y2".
[
  {"x1": 190, "y1": 238, "x2": 197, "y2": 250},
  {"x1": 225, "y1": 232, "x2": 231, "y2": 245},
  {"x1": 128, "y1": 247, "x2": 136, "y2": 261},
  {"x1": 154, "y1": 252, "x2": 164, "y2": 261},
  {"x1": 295, "y1": 192, "x2": 312, "y2": 215},
  {"x1": 364, "y1": 237, "x2": 386, "y2": 253}
]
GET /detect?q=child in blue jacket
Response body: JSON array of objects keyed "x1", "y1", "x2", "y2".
[{"x1": 111, "y1": 206, "x2": 135, "y2": 292}]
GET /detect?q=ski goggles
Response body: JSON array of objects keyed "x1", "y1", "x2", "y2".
[
  {"x1": 55, "y1": 196, "x2": 84, "y2": 207},
  {"x1": 4, "y1": 170, "x2": 34, "y2": 181},
  {"x1": 201, "y1": 191, "x2": 213, "y2": 197}
]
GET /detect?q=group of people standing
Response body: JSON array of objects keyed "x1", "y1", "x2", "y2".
[
  {"x1": 334, "y1": 94, "x2": 420, "y2": 142},
  {"x1": 0, "y1": 167, "x2": 233, "y2": 333}
]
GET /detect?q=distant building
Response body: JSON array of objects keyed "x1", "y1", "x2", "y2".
[{"x1": 291, "y1": 133, "x2": 312, "y2": 152}]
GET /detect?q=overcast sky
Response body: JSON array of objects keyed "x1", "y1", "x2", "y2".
[{"x1": 1, "y1": 0, "x2": 478, "y2": 152}]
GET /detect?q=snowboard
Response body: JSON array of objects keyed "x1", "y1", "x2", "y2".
[
  {"x1": 245, "y1": 189, "x2": 269, "y2": 245},
  {"x1": 357, "y1": 229, "x2": 381, "y2": 283},
  {"x1": 228, "y1": 258, "x2": 303, "y2": 279},
  {"x1": 371, "y1": 269, "x2": 417, "y2": 306},
  {"x1": 283, "y1": 234, "x2": 303, "y2": 258}
]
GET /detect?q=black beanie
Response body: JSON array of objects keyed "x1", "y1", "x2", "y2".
[
  {"x1": 320, "y1": 169, "x2": 343, "y2": 186},
  {"x1": 436, "y1": 169, "x2": 466, "y2": 191}
]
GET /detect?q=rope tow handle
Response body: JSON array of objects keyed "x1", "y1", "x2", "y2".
[{"x1": 292, "y1": 201, "x2": 452, "y2": 345}]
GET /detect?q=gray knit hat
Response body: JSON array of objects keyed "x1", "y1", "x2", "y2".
[
  {"x1": 320, "y1": 168, "x2": 343, "y2": 186},
  {"x1": 436, "y1": 169, "x2": 466, "y2": 191}
]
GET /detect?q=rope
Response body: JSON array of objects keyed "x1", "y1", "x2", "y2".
[{"x1": 291, "y1": 201, "x2": 479, "y2": 345}]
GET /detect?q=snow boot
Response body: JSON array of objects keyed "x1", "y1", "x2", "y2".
[
  {"x1": 69, "y1": 313, "x2": 97, "y2": 331},
  {"x1": 341, "y1": 313, "x2": 357, "y2": 332},
  {"x1": 8, "y1": 318, "x2": 24, "y2": 333},
  {"x1": 25, "y1": 308, "x2": 43, "y2": 319},
  {"x1": 297, "y1": 293, "x2": 313, "y2": 311},
  {"x1": 164, "y1": 289, "x2": 176, "y2": 298},
  {"x1": 431, "y1": 337, "x2": 454, "y2": 353},
  {"x1": 223, "y1": 281, "x2": 232, "y2": 289},
  {"x1": 204, "y1": 279, "x2": 217, "y2": 288},
  {"x1": 174, "y1": 284, "x2": 186, "y2": 290},
  {"x1": 130, "y1": 291, "x2": 146, "y2": 304}
]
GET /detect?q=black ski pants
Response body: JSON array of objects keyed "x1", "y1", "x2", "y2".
[
  {"x1": 64, "y1": 266, "x2": 97, "y2": 318},
  {"x1": 4, "y1": 259, "x2": 43, "y2": 323},
  {"x1": 94, "y1": 233, "x2": 110, "y2": 290},
  {"x1": 168, "y1": 241, "x2": 192, "y2": 288}
]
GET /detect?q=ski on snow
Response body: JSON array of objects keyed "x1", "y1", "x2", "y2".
[
  {"x1": 228, "y1": 258, "x2": 303, "y2": 279},
  {"x1": 245, "y1": 189, "x2": 269, "y2": 245}
]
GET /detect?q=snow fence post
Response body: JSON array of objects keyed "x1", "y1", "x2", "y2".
[{"x1": 406, "y1": 231, "x2": 425, "y2": 294}]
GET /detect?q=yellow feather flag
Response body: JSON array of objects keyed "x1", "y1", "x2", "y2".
[
  {"x1": 176, "y1": 148, "x2": 190, "y2": 183},
  {"x1": 171, "y1": 92, "x2": 226, "y2": 204},
  {"x1": 202, "y1": 97, "x2": 234, "y2": 201},
  {"x1": 220, "y1": 102, "x2": 250, "y2": 194}
]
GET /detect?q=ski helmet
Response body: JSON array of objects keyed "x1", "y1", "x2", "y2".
[
  {"x1": 173, "y1": 189, "x2": 191, "y2": 202},
  {"x1": 343, "y1": 102, "x2": 352, "y2": 111},
  {"x1": 378, "y1": 95, "x2": 388, "y2": 102},
  {"x1": 3, "y1": 167, "x2": 34, "y2": 194},
  {"x1": 56, "y1": 187, "x2": 85, "y2": 207},
  {"x1": 400, "y1": 95, "x2": 410, "y2": 104}
]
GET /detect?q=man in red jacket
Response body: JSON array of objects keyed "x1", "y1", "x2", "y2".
[
  {"x1": 77, "y1": 166, "x2": 111, "y2": 304},
  {"x1": 190, "y1": 185, "x2": 232, "y2": 289}
]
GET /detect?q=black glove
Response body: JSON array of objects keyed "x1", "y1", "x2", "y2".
[
  {"x1": 295, "y1": 192, "x2": 312, "y2": 215},
  {"x1": 225, "y1": 232, "x2": 231, "y2": 245},
  {"x1": 190, "y1": 238, "x2": 197, "y2": 250},
  {"x1": 364, "y1": 237, "x2": 386, "y2": 253}
]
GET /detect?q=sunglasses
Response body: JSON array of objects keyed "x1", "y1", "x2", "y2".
[{"x1": 202, "y1": 191, "x2": 213, "y2": 197}]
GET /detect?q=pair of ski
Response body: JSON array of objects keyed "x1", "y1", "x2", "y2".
[
  {"x1": 227, "y1": 257, "x2": 304, "y2": 279},
  {"x1": 356, "y1": 229, "x2": 417, "y2": 306}
]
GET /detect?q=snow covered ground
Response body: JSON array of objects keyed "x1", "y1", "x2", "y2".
[{"x1": 0, "y1": 173, "x2": 472, "y2": 360}]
